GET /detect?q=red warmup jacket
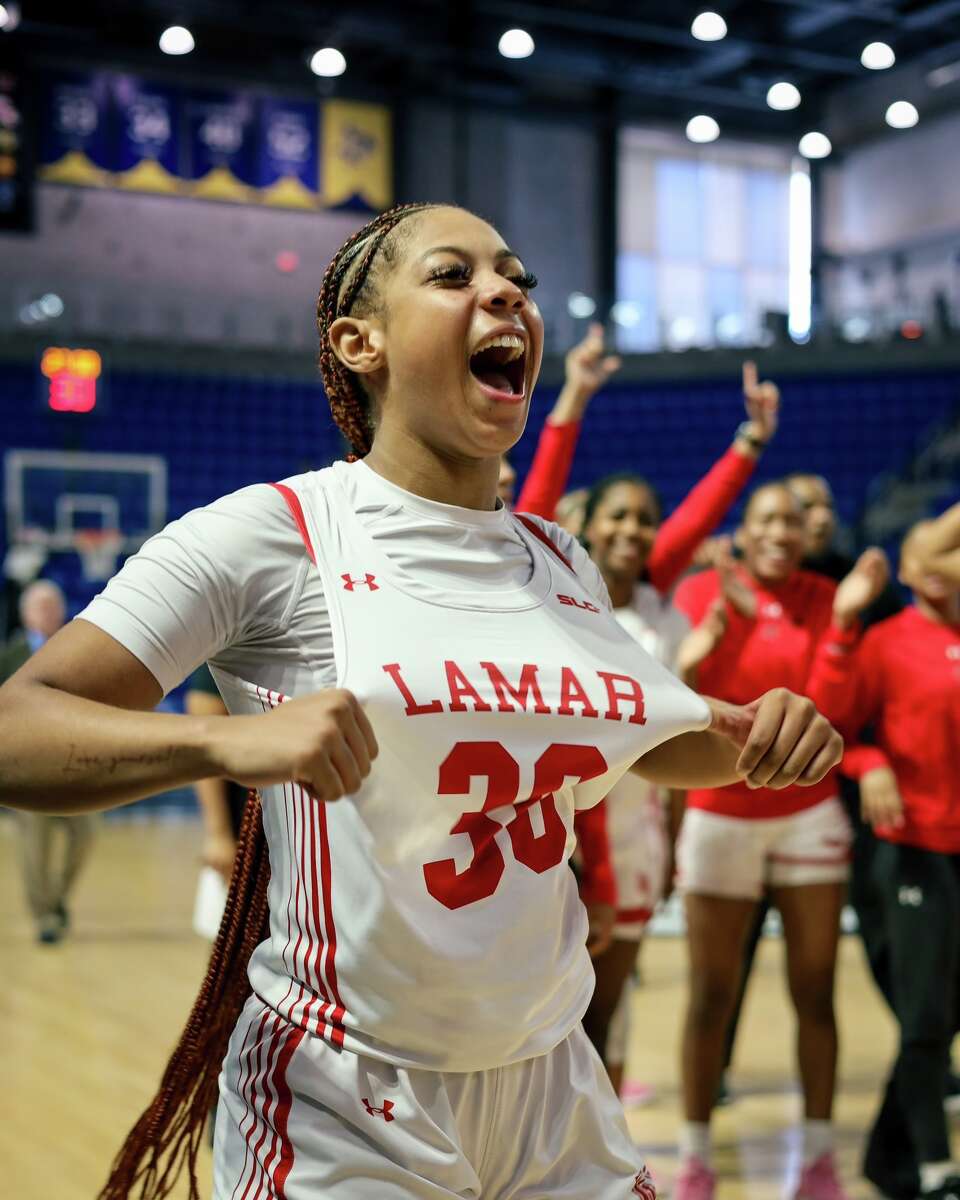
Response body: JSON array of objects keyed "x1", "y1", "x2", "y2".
[
  {"x1": 516, "y1": 421, "x2": 756, "y2": 596},
  {"x1": 673, "y1": 565, "x2": 840, "y2": 819},
  {"x1": 808, "y1": 606, "x2": 960, "y2": 853}
]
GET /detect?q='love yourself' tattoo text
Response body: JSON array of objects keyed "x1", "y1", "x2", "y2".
[{"x1": 63, "y1": 744, "x2": 177, "y2": 776}]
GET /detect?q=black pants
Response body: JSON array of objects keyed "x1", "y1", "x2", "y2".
[
  {"x1": 865, "y1": 841, "x2": 960, "y2": 1195},
  {"x1": 722, "y1": 778, "x2": 893, "y2": 1072}
]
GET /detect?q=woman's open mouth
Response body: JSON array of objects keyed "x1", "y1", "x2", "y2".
[{"x1": 468, "y1": 332, "x2": 527, "y2": 403}]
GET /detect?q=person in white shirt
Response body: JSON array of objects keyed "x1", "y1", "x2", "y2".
[{"x1": 0, "y1": 202, "x2": 842, "y2": 1200}]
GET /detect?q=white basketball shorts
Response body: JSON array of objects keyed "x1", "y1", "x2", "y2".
[
  {"x1": 676, "y1": 796, "x2": 852, "y2": 900},
  {"x1": 213, "y1": 993, "x2": 656, "y2": 1199}
]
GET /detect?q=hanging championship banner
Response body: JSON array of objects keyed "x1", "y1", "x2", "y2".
[
  {"x1": 111, "y1": 75, "x2": 180, "y2": 194},
  {"x1": 184, "y1": 90, "x2": 256, "y2": 202},
  {"x1": 38, "y1": 72, "x2": 112, "y2": 187},
  {"x1": 256, "y1": 98, "x2": 318, "y2": 209},
  {"x1": 320, "y1": 99, "x2": 392, "y2": 212}
]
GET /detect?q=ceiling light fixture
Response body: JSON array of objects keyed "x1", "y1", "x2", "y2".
[
  {"x1": 498, "y1": 28, "x2": 535, "y2": 59},
  {"x1": 861, "y1": 41, "x2": 895, "y2": 70},
  {"x1": 885, "y1": 100, "x2": 919, "y2": 128},
  {"x1": 691, "y1": 11, "x2": 728, "y2": 42},
  {"x1": 686, "y1": 114, "x2": 720, "y2": 143},
  {"x1": 767, "y1": 81, "x2": 801, "y2": 111},
  {"x1": 798, "y1": 131, "x2": 831, "y2": 158},
  {"x1": 159, "y1": 25, "x2": 195, "y2": 55},
  {"x1": 310, "y1": 47, "x2": 347, "y2": 76}
]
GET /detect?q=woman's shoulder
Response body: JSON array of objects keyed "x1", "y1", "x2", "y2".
[{"x1": 513, "y1": 512, "x2": 612, "y2": 611}]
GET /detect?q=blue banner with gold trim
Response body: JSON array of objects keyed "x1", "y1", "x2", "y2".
[
  {"x1": 256, "y1": 98, "x2": 319, "y2": 209},
  {"x1": 111, "y1": 75, "x2": 180, "y2": 194},
  {"x1": 184, "y1": 90, "x2": 257, "y2": 202},
  {"x1": 39, "y1": 72, "x2": 113, "y2": 187}
]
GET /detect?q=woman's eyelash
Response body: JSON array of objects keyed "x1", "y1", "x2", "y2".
[
  {"x1": 427, "y1": 265, "x2": 538, "y2": 290},
  {"x1": 428, "y1": 264, "x2": 471, "y2": 282}
]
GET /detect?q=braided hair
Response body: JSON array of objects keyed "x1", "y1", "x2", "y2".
[
  {"x1": 98, "y1": 793, "x2": 270, "y2": 1200},
  {"x1": 317, "y1": 201, "x2": 441, "y2": 459},
  {"x1": 97, "y1": 204, "x2": 448, "y2": 1200}
]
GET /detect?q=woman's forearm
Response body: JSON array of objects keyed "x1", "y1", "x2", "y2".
[
  {"x1": 0, "y1": 679, "x2": 222, "y2": 814},
  {"x1": 633, "y1": 729, "x2": 741, "y2": 789}
]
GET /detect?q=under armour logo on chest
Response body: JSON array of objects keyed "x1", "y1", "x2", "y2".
[
  {"x1": 361, "y1": 1097, "x2": 395, "y2": 1121},
  {"x1": 342, "y1": 573, "x2": 379, "y2": 592}
]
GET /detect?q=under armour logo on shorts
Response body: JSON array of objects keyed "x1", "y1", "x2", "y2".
[
  {"x1": 632, "y1": 1165, "x2": 657, "y2": 1199},
  {"x1": 898, "y1": 885, "x2": 923, "y2": 907},
  {"x1": 361, "y1": 1097, "x2": 395, "y2": 1121},
  {"x1": 342, "y1": 573, "x2": 379, "y2": 592}
]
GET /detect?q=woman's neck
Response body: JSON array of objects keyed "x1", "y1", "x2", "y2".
[
  {"x1": 601, "y1": 570, "x2": 635, "y2": 610},
  {"x1": 915, "y1": 593, "x2": 960, "y2": 626},
  {"x1": 364, "y1": 432, "x2": 501, "y2": 512}
]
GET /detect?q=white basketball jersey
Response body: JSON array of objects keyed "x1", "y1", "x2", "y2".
[{"x1": 213, "y1": 463, "x2": 709, "y2": 1072}]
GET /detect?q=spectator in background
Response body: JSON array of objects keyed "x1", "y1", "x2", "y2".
[
  {"x1": 809, "y1": 529, "x2": 960, "y2": 1200},
  {"x1": 911, "y1": 500, "x2": 960, "y2": 582},
  {"x1": 555, "y1": 487, "x2": 590, "y2": 537},
  {"x1": 671, "y1": 483, "x2": 880, "y2": 1200},
  {"x1": 1, "y1": 581, "x2": 97, "y2": 944},
  {"x1": 717, "y1": 472, "x2": 905, "y2": 1103},
  {"x1": 575, "y1": 364, "x2": 781, "y2": 1095}
]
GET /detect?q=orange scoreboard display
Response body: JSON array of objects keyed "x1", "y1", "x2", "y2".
[{"x1": 41, "y1": 346, "x2": 102, "y2": 412}]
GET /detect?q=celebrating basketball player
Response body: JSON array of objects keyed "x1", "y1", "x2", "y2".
[{"x1": 0, "y1": 204, "x2": 841, "y2": 1200}]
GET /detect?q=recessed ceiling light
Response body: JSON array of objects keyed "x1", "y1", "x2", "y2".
[
  {"x1": 767, "y1": 81, "x2": 801, "y2": 111},
  {"x1": 798, "y1": 131, "x2": 832, "y2": 158},
  {"x1": 310, "y1": 47, "x2": 347, "y2": 77},
  {"x1": 159, "y1": 25, "x2": 194, "y2": 55},
  {"x1": 691, "y1": 11, "x2": 727, "y2": 42},
  {"x1": 498, "y1": 28, "x2": 535, "y2": 59},
  {"x1": 686, "y1": 114, "x2": 720, "y2": 143},
  {"x1": 861, "y1": 41, "x2": 895, "y2": 70},
  {"x1": 886, "y1": 100, "x2": 919, "y2": 128}
]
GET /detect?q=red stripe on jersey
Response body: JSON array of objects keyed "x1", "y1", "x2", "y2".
[
  {"x1": 316, "y1": 792, "x2": 347, "y2": 1046},
  {"x1": 270, "y1": 482, "x2": 317, "y2": 564},
  {"x1": 268, "y1": 1025, "x2": 305, "y2": 1198},
  {"x1": 514, "y1": 513, "x2": 574, "y2": 571}
]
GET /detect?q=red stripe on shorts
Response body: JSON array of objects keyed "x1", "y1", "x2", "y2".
[
  {"x1": 616, "y1": 905, "x2": 654, "y2": 926},
  {"x1": 768, "y1": 852, "x2": 851, "y2": 866},
  {"x1": 266, "y1": 1024, "x2": 305, "y2": 1199},
  {"x1": 270, "y1": 482, "x2": 316, "y2": 564}
]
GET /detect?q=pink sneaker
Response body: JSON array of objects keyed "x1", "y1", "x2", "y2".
[
  {"x1": 620, "y1": 1079, "x2": 657, "y2": 1108},
  {"x1": 674, "y1": 1157, "x2": 716, "y2": 1200},
  {"x1": 793, "y1": 1153, "x2": 849, "y2": 1200}
]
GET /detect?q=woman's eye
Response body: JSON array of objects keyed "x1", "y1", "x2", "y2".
[
  {"x1": 508, "y1": 271, "x2": 538, "y2": 291},
  {"x1": 428, "y1": 264, "x2": 471, "y2": 284}
]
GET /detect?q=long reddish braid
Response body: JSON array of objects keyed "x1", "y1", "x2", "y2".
[
  {"x1": 98, "y1": 794, "x2": 270, "y2": 1200},
  {"x1": 316, "y1": 202, "x2": 439, "y2": 458}
]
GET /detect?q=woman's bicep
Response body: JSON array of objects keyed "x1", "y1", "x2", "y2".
[{"x1": 8, "y1": 619, "x2": 163, "y2": 710}]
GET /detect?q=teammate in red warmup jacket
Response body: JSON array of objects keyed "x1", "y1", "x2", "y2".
[
  {"x1": 571, "y1": 366, "x2": 781, "y2": 1094},
  {"x1": 670, "y1": 481, "x2": 873, "y2": 1200},
  {"x1": 808, "y1": 528, "x2": 960, "y2": 1200}
]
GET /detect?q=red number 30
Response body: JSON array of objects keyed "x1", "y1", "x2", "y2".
[{"x1": 422, "y1": 741, "x2": 608, "y2": 910}]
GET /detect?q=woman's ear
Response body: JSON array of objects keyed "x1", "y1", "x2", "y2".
[{"x1": 329, "y1": 316, "x2": 386, "y2": 376}]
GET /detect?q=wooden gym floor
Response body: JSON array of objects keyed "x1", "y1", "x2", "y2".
[{"x1": 0, "y1": 816, "x2": 949, "y2": 1200}]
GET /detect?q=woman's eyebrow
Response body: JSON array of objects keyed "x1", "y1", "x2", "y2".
[{"x1": 417, "y1": 245, "x2": 521, "y2": 262}]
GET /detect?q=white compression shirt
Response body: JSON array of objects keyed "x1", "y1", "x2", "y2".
[{"x1": 78, "y1": 460, "x2": 610, "y2": 698}]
